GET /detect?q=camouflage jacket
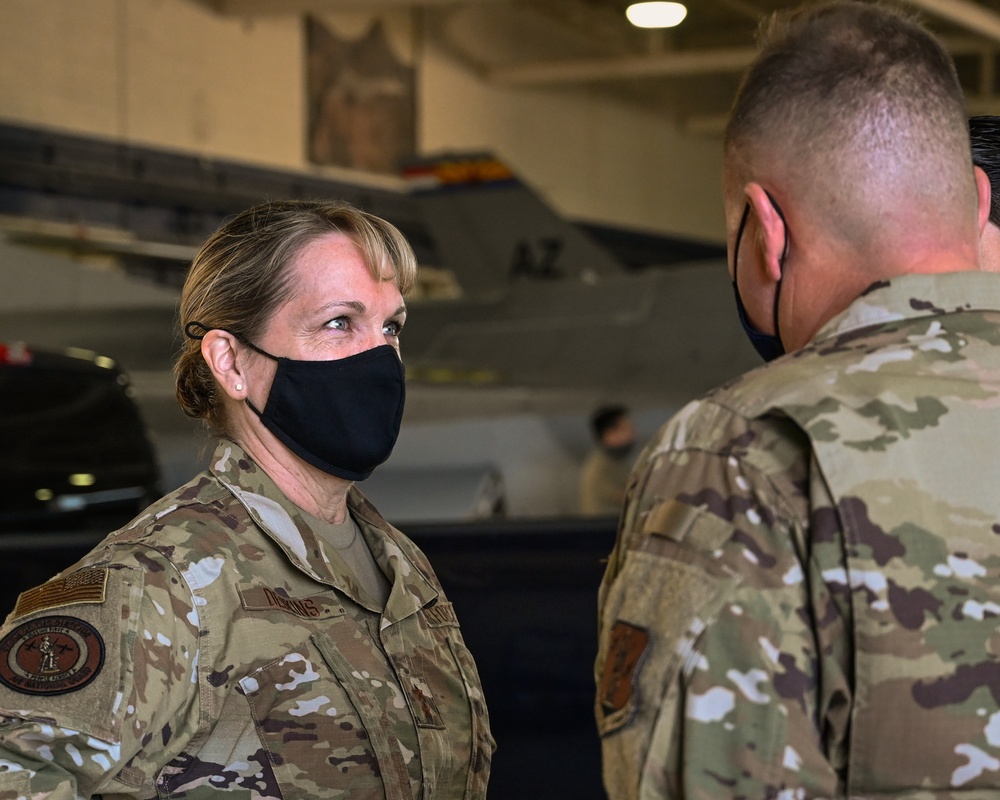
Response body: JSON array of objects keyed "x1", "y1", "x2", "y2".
[
  {"x1": 0, "y1": 440, "x2": 493, "y2": 799},
  {"x1": 596, "y1": 272, "x2": 1000, "y2": 800}
]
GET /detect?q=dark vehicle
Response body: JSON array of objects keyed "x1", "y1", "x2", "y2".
[{"x1": 0, "y1": 342, "x2": 161, "y2": 533}]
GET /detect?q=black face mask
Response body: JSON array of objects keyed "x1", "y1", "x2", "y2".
[
  {"x1": 185, "y1": 323, "x2": 405, "y2": 482},
  {"x1": 244, "y1": 342, "x2": 405, "y2": 482},
  {"x1": 731, "y1": 192, "x2": 789, "y2": 362}
]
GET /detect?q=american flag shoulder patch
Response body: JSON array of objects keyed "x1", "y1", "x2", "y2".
[{"x1": 11, "y1": 568, "x2": 109, "y2": 620}]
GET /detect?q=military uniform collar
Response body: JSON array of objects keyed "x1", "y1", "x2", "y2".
[
  {"x1": 814, "y1": 271, "x2": 1000, "y2": 345},
  {"x1": 209, "y1": 440, "x2": 437, "y2": 625},
  {"x1": 348, "y1": 486, "x2": 441, "y2": 629}
]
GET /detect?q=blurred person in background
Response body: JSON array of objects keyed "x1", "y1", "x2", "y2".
[
  {"x1": 579, "y1": 404, "x2": 637, "y2": 516},
  {"x1": 0, "y1": 200, "x2": 493, "y2": 799}
]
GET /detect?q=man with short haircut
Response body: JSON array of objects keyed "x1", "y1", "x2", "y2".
[{"x1": 596, "y1": 3, "x2": 1000, "y2": 798}]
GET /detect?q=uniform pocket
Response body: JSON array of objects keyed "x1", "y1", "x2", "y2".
[
  {"x1": 156, "y1": 693, "x2": 282, "y2": 800},
  {"x1": 596, "y1": 506, "x2": 739, "y2": 733},
  {"x1": 595, "y1": 501, "x2": 738, "y2": 797},
  {"x1": 389, "y1": 602, "x2": 494, "y2": 800},
  {"x1": 0, "y1": 564, "x2": 144, "y2": 744},
  {"x1": 598, "y1": 543, "x2": 734, "y2": 734},
  {"x1": 596, "y1": 531, "x2": 738, "y2": 799},
  {"x1": 239, "y1": 638, "x2": 410, "y2": 800}
]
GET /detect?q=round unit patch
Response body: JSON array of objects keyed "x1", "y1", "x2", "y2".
[{"x1": 0, "y1": 615, "x2": 105, "y2": 695}]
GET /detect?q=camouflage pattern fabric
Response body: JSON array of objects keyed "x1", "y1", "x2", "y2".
[
  {"x1": 0, "y1": 440, "x2": 493, "y2": 799},
  {"x1": 596, "y1": 271, "x2": 1000, "y2": 799}
]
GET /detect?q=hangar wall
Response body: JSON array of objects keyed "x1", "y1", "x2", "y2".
[{"x1": 0, "y1": 0, "x2": 726, "y2": 242}]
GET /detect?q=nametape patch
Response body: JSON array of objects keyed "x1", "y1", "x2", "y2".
[
  {"x1": 599, "y1": 621, "x2": 649, "y2": 716},
  {"x1": 12, "y1": 568, "x2": 108, "y2": 620},
  {"x1": 422, "y1": 601, "x2": 458, "y2": 628},
  {"x1": 0, "y1": 616, "x2": 105, "y2": 696},
  {"x1": 238, "y1": 585, "x2": 341, "y2": 619}
]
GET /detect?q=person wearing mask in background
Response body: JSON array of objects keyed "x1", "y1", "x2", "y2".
[
  {"x1": 970, "y1": 115, "x2": 1000, "y2": 270},
  {"x1": 579, "y1": 404, "x2": 637, "y2": 516},
  {"x1": 596, "y1": 3, "x2": 1000, "y2": 798},
  {"x1": 0, "y1": 200, "x2": 493, "y2": 799}
]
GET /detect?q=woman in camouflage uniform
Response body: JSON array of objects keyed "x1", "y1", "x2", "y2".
[{"x1": 0, "y1": 200, "x2": 493, "y2": 799}]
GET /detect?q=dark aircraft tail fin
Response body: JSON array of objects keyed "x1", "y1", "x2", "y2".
[{"x1": 403, "y1": 153, "x2": 626, "y2": 298}]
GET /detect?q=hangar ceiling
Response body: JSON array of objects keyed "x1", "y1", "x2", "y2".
[{"x1": 189, "y1": 0, "x2": 1000, "y2": 132}]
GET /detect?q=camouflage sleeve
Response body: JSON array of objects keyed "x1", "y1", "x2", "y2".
[
  {"x1": 596, "y1": 419, "x2": 850, "y2": 799},
  {"x1": 0, "y1": 544, "x2": 203, "y2": 798}
]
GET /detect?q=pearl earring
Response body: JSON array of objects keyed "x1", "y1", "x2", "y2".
[{"x1": 235, "y1": 383, "x2": 243, "y2": 391}]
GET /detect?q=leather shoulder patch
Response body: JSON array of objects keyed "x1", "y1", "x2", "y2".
[
  {"x1": 598, "y1": 620, "x2": 649, "y2": 717},
  {"x1": 12, "y1": 568, "x2": 109, "y2": 620},
  {"x1": 0, "y1": 615, "x2": 105, "y2": 695}
]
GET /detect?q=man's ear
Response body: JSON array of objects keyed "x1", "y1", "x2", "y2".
[
  {"x1": 975, "y1": 165, "x2": 993, "y2": 237},
  {"x1": 745, "y1": 182, "x2": 787, "y2": 284},
  {"x1": 201, "y1": 329, "x2": 246, "y2": 401}
]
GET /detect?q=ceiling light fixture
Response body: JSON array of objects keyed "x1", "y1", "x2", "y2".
[{"x1": 626, "y1": 1, "x2": 688, "y2": 28}]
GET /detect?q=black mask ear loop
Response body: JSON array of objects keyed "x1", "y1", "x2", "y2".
[
  {"x1": 185, "y1": 322, "x2": 280, "y2": 359},
  {"x1": 183, "y1": 322, "x2": 276, "y2": 415},
  {"x1": 184, "y1": 321, "x2": 211, "y2": 341},
  {"x1": 764, "y1": 190, "x2": 790, "y2": 348}
]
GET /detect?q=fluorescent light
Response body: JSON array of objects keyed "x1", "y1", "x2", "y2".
[{"x1": 626, "y1": 2, "x2": 688, "y2": 28}]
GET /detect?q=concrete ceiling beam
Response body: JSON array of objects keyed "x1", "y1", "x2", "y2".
[
  {"x1": 482, "y1": 31, "x2": 998, "y2": 87},
  {"x1": 487, "y1": 46, "x2": 759, "y2": 84},
  {"x1": 194, "y1": 0, "x2": 506, "y2": 15}
]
